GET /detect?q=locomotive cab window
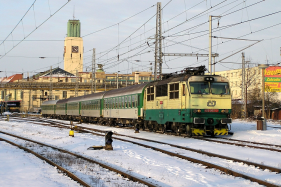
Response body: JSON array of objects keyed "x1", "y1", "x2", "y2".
[
  {"x1": 147, "y1": 87, "x2": 154, "y2": 101},
  {"x1": 190, "y1": 82, "x2": 210, "y2": 94},
  {"x1": 156, "y1": 84, "x2": 167, "y2": 97},
  {"x1": 210, "y1": 82, "x2": 230, "y2": 95},
  {"x1": 169, "y1": 83, "x2": 179, "y2": 99}
]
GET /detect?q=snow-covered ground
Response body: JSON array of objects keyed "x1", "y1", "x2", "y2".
[
  {"x1": 0, "y1": 141, "x2": 79, "y2": 187},
  {"x1": 0, "y1": 118, "x2": 281, "y2": 187}
]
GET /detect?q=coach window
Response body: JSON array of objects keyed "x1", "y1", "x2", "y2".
[
  {"x1": 128, "y1": 95, "x2": 131, "y2": 108},
  {"x1": 132, "y1": 95, "x2": 135, "y2": 108},
  {"x1": 122, "y1": 97, "x2": 124, "y2": 108},
  {"x1": 169, "y1": 83, "x2": 179, "y2": 99},
  {"x1": 125, "y1": 96, "x2": 127, "y2": 108},
  {"x1": 111, "y1": 98, "x2": 114, "y2": 109},
  {"x1": 147, "y1": 86, "x2": 154, "y2": 101},
  {"x1": 136, "y1": 94, "x2": 139, "y2": 107},
  {"x1": 118, "y1": 97, "x2": 120, "y2": 108}
]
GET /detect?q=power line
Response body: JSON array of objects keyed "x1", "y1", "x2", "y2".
[
  {"x1": 82, "y1": 4, "x2": 156, "y2": 38},
  {"x1": 0, "y1": 1, "x2": 71, "y2": 61},
  {"x1": 0, "y1": 0, "x2": 37, "y2": 47}
]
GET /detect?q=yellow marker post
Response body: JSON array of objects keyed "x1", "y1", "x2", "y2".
[
  {"x1": 69, "y1": 121, "x2": 74, "y2": 137},
  {"x1": 69, "y1": 130, "x2": 74, "y2": 137}
]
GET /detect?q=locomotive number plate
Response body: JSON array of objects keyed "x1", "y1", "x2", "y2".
[{"x1": 205, "y1": 109, "x2": 219, "y2": 112}]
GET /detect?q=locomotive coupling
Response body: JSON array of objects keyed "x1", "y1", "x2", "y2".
[{"x1": 105, "y1": 131, "x2": 113, "y2": 150}]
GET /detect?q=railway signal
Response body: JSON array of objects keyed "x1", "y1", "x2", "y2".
[
  {"x1": 135, "y1": 124, "x2": 140, "y2": 133},
  {"x1": 105, "y1": 131, "x2": 113, "y2": 150}
]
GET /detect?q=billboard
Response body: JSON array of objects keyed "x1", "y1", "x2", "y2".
[{"x1": 265, "y1": 66, "x2": 281, "y2": 92}]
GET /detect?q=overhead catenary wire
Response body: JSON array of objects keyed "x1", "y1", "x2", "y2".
[
  {"x1": 88, "y1": 0, "x2": 262, "y2": 70},
  {"x1": 0, "y1": 0, "x2": 37, "y2": 47},
  {"x1": 9, "y1": 0, "x2": 281, "y2": 77},
  {"x1": 82, "y1": 4, "x2": 156, "y2": 38},
  {"x1": 0, "y1": 1, "x2": 71, "y2": 61},
  {"x1": 91, "y1": 1, "x2": 274, "y2": 74}
]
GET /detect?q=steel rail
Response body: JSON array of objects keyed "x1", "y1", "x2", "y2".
[
  {"x1": 8, "y1": 118, "x2": 280, "y2": 187},
  {"x1": 9, "y1": 117, "x2": 281, "y2": 173},
  {"x1": 65, "y1": 127, "x2": 281, "y2": 187},
  {"x1": 193, "y1": 137, "x2": 281, "y2": 153},
  {"x1": 0, "y1": 136, "x2": 91, "y2": 187},
  {"x1": 0, "y1": 130, "x2": 156, "y2": 187},
  {"x1": 8, "y1": 117, "x2": 281, "y2": 150},
  {"x1": 219, "y1": 137, "x2": 281, "y2": 148}
]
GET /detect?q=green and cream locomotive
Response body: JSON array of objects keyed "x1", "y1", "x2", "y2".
[{"x1": 144, "y1": 66, "x2": 232, "y2": 136}]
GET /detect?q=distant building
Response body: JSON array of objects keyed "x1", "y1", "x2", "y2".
[
  {"x1": 0, "y1": 67, "x2": 154, "y2": 112},
  {"x1": 216, "y1": 66, "x2": 263, "y2": 99},
  {"x1": 0, "y1": 18, "x2": 155, "y2": 112}
]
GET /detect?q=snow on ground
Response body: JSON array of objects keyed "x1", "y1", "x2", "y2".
[
  {"x1": 0, "y1": 118, "x2": 281, "y2": 187},
  {"x1": 0, "y1": 141, "x2": 79, "y2": 187}
]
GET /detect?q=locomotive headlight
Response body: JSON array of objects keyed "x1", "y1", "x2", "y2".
[
  {"x1": 204, "y1": 77, "x2": 215, "y2": 82},
  {"x1": 221, "y1": 109, "x2": 229, "y2": 113},
  {"x1": 193, "y1": 109, "x2": 201, "y2": 113}
]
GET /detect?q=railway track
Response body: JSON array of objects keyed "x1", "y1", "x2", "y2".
[
  {"x1": 37, "y1": 117, "x2": 281, "y2": 153},
  {"x1": 7, "y1": 116, "x2": 281, "y2": 152},
  {"x1": 0, "y1": 130, "x2": 156, "y2": 187},
  {"x1": 4, "y1": 116, "x2": 281, "y2": 187},
  {"x1": 0, "y1": 136, "x2": 91, "y2": 187}
]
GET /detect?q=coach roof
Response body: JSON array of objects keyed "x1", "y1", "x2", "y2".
[
  {"x1": 41, "y1": 100, "x2": 58, "y2": 106},
  {"x1": 104, "y1": 83, "x2": 148, "y2": 98}
]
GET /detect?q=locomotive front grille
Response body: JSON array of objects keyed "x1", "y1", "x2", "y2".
[
  {"x1": 194, "y1": 117, "x2": 205, "y2": 124},
  {"x1": 221, "y1": 118, "x2": 232, "y2": 124}
]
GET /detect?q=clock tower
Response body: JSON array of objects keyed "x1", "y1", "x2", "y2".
[{"x1": 64, "y1": 20, "x2": 83, "y2": 74}]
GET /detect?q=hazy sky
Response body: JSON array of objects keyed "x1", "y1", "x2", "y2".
[{"x1": 0, "y1": 0, "x2": 281, "y2": 77}]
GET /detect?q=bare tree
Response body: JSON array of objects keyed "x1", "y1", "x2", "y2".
[
  {"x1": 264, "y1": 85, "x2": 280, "y2": 118},
  {"x1": 247, "y1": 86, "x2": 280, "y2": 118}
]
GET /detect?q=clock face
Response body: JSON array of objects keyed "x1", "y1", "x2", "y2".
[{"x1": 72, "y1": 46, "x2": 79, "y2": 53}]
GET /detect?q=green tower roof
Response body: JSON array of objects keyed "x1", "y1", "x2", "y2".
[{"x1": 67, "y1": 20, "x2": 81, "y2": 37}]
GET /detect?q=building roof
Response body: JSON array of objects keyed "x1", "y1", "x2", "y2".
[
  {"x1": 0, "y1": 74, "x2": 23, "y2": 83},
  {"x1": 34, "y1": 67, "x2": 74, "y2": 78}
]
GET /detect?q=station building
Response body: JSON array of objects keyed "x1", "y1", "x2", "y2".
[
  {"x1": 0, "y1": 18, "x2": 269, "y2": 113},
  {"x1": 0, "y1": 19, "x2": 154, "y2": 113}
]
